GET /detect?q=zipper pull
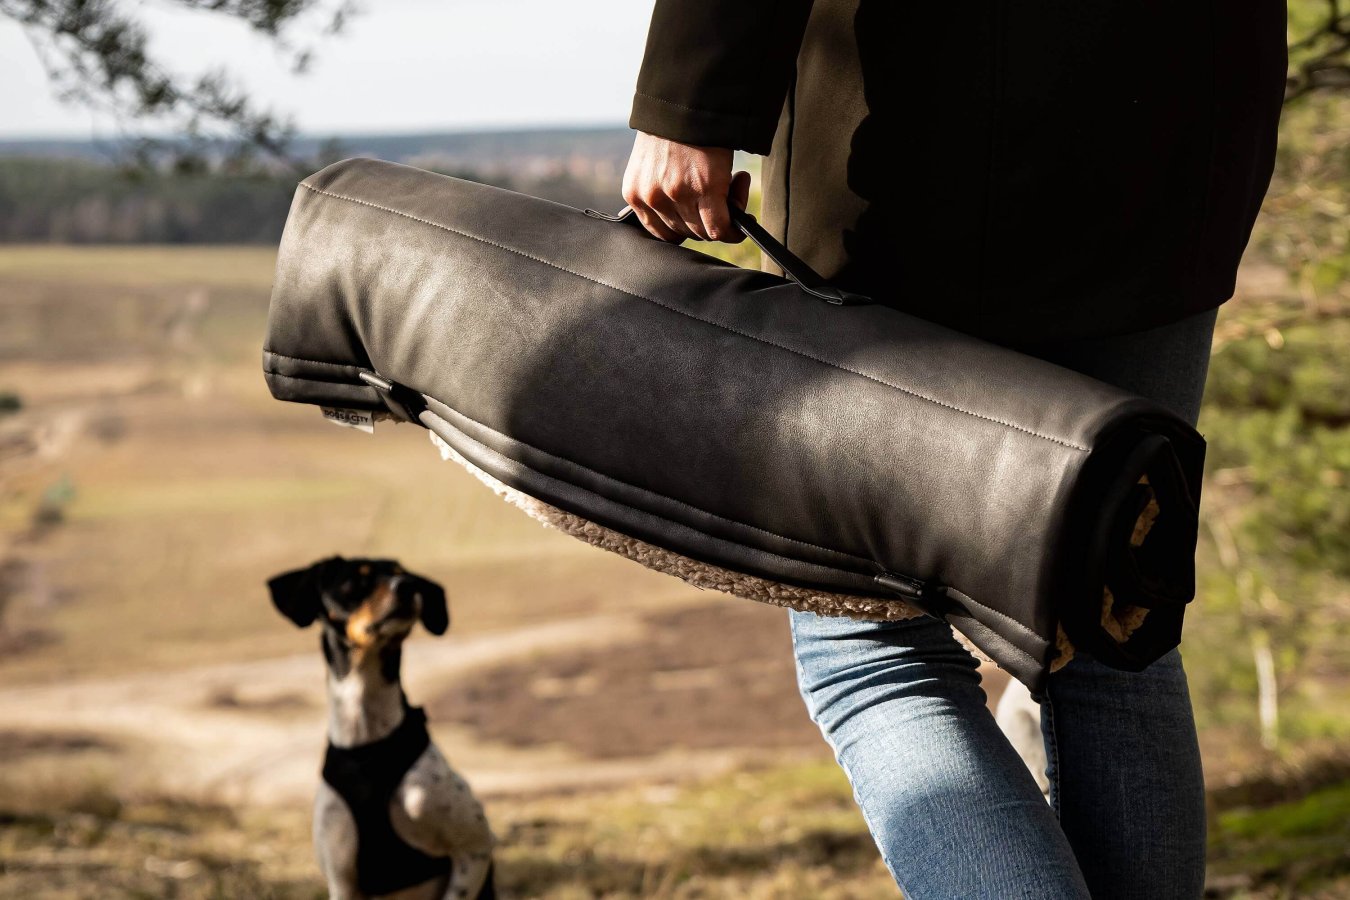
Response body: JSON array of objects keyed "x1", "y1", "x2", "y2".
[
  {"x1": 874, "y1": 571, "x2": 930, "y2": 600},
  {"x1": 358, "y1": 370, "x2": 425, "y2": 424}
]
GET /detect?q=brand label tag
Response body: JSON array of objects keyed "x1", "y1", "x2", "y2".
[{"x1": 320, "y1": 407, "x2": 375, "y2": 434}]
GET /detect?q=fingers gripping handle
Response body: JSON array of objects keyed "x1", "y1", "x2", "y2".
[{"x1": 585, "y1": 200, "x2": 872, "y2": 307}]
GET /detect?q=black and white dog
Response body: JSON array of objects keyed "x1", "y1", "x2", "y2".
[{"x1": 269, "y1": 556, "x2": 497, "y2": 900}]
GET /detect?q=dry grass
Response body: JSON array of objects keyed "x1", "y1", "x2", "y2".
[
  {"x1": 2, "y1": 245, "x2": 1347, "y2": 898},
  {"x1": 0, "y1": 245, "x2": 706, "y2": 684},
  {"x1": 0, "y1": 756, "x2": 896, "y2": 900},
  {"x1": 0, "y1": 244, "x2": 280, "y2": 289},
  {"x1": 4, "y1": 755, "x2": 1347, "y2": 899}
]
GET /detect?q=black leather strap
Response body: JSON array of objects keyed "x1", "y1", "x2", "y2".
[
  {"x1": 726, "y1": 205, "x2": 872, "y2": 306},
  {"x1": 585, "y1": 202, "x2": 872, "y2": 306}
]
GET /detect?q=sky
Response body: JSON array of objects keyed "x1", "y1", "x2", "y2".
[{"x1": 0, "y1": 0, "x2": 655, "y2": 138}]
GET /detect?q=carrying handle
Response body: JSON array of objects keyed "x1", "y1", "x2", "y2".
[{"x1": 585, "y1": 200, "x2": 872, "y2": 307}]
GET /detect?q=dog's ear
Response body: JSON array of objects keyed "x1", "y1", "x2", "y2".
[
  {"x1": 268, "y1": 556, "x2": 342, "y2": 628},
  {"x1": 410, "y1": 574, "x2": 449, "y2": 636}
]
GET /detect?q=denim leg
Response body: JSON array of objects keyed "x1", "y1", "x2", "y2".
[
  {"x1": 1026, "y1": 307, "x2": 1216, "y2": 899},
  {"x1": 787, "y1": 308, "x2": 1218, "y2": 894},
  {"x1": 789, "y1": 608, "x2": 1091, "y2": 899},
  {"x1": 1041, "y1": 648, "x2": 1207, "y2": 900}
]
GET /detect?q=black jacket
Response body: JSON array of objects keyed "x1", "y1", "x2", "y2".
[{"x1": 630, "y1": 0, "x2": 1287, "y2": 344}]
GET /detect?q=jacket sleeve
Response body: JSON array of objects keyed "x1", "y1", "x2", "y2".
[{"x1": 629, "y1": 0, "x2": 815, "y2": 155}]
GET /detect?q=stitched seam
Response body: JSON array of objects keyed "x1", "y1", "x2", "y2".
[
  {"x1": 424, "y1": 409, "x2": 886, "y2": 591},
  {"x1": 269, "y1": 347, "x2": 1066, "y2": 611},
  {"x1": 298, "y1": 182, "x2": 1090, "y2": 453},
  {"x1": 263, "y1": 349, "x2": 365, "y2": 374},
  {"x1": 633, "y1": 91, "x2": 707, "y2": 113},
  {"x1": 943, "y1": 587, "x2": 1049, "y2": 647},
  {"x1": 788, "y1": 614, "x2": 918, "y2": 899},
  {"x1": 264, "y1": 369, "x2": 372, "y2": 388},
  {"x1": 269, "y1": 357, "x2": 870, "y2": 565},
  {"x1": 1043, "y1": 683, "x2": 1063, "y2": 816},
  {"x1": 272, "y1": 351, "x2": 1046, "y2": 657},
  {"x1": 783, "y1": 67, "x2": 796, "y2": 265},
  {"x1": 423, "y1": 401, "x2": 876, "y2": 566}
]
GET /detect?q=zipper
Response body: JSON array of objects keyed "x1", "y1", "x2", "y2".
[
  {"x1": 359, "y1": 371, "x2": 425, "y2": 424},
  {"x1": 875, "y1": 571, "x2": 959, "y2": 624},
  {"x1": 874, "y1": 570, "x2": 931, "y2": 601}
]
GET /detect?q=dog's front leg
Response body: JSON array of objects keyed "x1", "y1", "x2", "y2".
[
  {"x1": 441, "y1": 852, "x2": 494, "y2": 900},
  {"x1": 392, "y1": 746, "x2": 497, "y2": 899},
  {"x1": 315, "y1": 781, "x2": 365, "y2": 899}
]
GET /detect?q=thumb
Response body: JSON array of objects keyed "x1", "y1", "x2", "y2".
[{"x1": 730, "y1": 170, "x2": 752, "y2": 212}]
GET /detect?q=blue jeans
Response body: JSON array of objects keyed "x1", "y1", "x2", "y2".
[{"x1": 789, "y1": 308, "x2": 1219, "y2": 899}]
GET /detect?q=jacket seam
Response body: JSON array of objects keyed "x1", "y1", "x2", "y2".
[
  {"x1": 634, "y1": 90, "x2": 726, "y2": 116},
  {"x1": 975, "y1": 0, "x2": 1004, "y2": 330},
  {"x1": 1187, "y1": 0, "x2": 1220, "y2": 294},
  {"x1": 297, "y1": 181, "x2": 1089, "y2": 453},
  {"x1": 782, "y1": 67, "x2": 796, "y2": 260}
]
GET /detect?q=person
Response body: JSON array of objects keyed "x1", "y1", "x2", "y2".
[{"x1": 622, "y1": 2, "x2": 1288, "y2": 897}]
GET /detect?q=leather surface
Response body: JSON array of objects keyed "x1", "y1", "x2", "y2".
[{"x1": 263, "y1": 158, "x2": 1207, "y2": 690}]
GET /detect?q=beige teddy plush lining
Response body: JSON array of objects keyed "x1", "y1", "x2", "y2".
[{"x1": 420, "y1": 427, "x2": 1163, "y2": 674}]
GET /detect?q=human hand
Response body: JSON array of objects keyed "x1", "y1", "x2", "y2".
[{"x1": 622, "y1": 132, "x2": 751, "y2": 243}]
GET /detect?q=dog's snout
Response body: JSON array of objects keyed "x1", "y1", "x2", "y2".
[
  {"x1": 341, "y1": 579, "x2": 420, "y2": 646},
  {"x1": 390, "y1": 576, "x2": 418, "y2": 611},
  {"x1": 371, "y1": 579, "x2": 416, "y2": 622}
]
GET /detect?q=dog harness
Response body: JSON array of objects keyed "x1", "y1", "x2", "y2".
[{"x1": 323, "y1": 705, "x2": 452, "y2": 896}]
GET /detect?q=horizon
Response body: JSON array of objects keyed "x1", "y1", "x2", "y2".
[
  {"x1": 0, "y1": 0, "x2": 654, "y2": 140},
  {"x1": 0, "y1": 121, "x2": 633, "y2": 145}
]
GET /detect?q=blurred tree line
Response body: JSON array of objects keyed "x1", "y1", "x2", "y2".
[
  {"x1": 3, "y1": 0, "x2": 1348, "y2": 764},
  {"x1": 1, "y1": 0, "x2": 1346, "y2": 259},
  {"x1": 1195, "y1": 316, "x2": 1350, "y2": 755},
  {"x1": 1187, "y1": 0, "x2": 1350, "y2": 754},
  {"x1": 0, "y1": 156, "x2": 619, "y2": 243},
  {"x1": 0, "y1": 157, "x2": 293, "y2": 242}
]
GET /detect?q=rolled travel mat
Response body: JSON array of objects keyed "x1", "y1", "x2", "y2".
[{"x1": 262, "y1": 158, "x2": 1206, "y2": 692}]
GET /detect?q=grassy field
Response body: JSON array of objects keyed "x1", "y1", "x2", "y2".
[
  {"x1": 4, "y1": 758, "x2": 1349, "y2": 899},
  {"x1": 1, "y1": 244, "x2": 1348, "y2": 897},
  {"x1": 0, "y1": 246, "x2": 711, "y2": 682}
]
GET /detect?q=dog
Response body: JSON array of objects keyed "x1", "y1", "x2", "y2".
[{"x1": 269, "y1": 556, "x2": 497, "y2": 900}]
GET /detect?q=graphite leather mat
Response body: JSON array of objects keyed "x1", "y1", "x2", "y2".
[{"x1": 262, "y1": 158, "x2": 1207, "y2": 691}]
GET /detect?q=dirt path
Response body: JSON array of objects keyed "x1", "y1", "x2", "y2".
[
  {"x1": 0, "y1": 611, "x2": 766, "y2": 806},
  {"x1": 0, "y1": 261, "x2": 1022, "y2": 814}
]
